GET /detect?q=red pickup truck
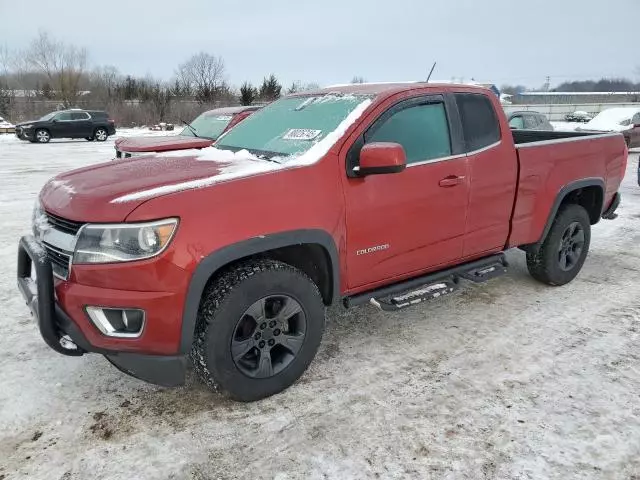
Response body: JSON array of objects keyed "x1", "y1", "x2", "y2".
[
  {"x1": 113, "y1": 105, "x2": 260, "y2": 158},
  {"x1": 17, "y1": 83, "x2": 626, "y2": 401}
]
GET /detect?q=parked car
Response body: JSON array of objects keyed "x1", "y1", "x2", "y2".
[
  {"x1": 15, "y1": 109, "x2": 116, "y2": 143},
  {"x1": 507, "y1": 111, "x2": 553, "y2": 131},
  {"x1": 577, "y1": 107, "x2": 640, "y2": 149},
  {"x1": 565, "y1": 111, "x2": 592, "y2": 123},
  {"x1": 0, "y1": 115, "x2": 15, "y2": 134},
  {"x1": 114, "y1": 105, "x2": 261, "y2": 158},
  {"x1": 17, "y1": 83, "x2": 625, "y2": 401}
]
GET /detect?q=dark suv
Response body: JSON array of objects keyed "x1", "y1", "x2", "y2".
[{"x1": 15, "y1": 109, "x2": 116, "y2": 143}]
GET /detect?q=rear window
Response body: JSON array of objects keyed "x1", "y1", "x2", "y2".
[
  {"x1": 455, "y1": 93, "x2": 500, "y2": 151},
  {"x1": 90, "y1": 111, "x2": 108, "y2": 119}
]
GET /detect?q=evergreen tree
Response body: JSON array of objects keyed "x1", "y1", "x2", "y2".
[
  {"x1": 259, "y1": 74, "x2": 282, "y2": 101},
  {"x1": 239, "y1": 81, "x2": 257, "y2": 105}
]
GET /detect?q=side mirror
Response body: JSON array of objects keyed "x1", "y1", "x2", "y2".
[
  {"x1": 355, "y1": 142, "x2": 406, "y2": 176},
  {"x1": 52, "y1": 119, "x2": 58, "y2": 123}
]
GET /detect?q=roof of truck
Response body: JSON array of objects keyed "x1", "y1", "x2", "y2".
[{"x1": 294, "y1": 82, "x2": 491, "y2": 97}]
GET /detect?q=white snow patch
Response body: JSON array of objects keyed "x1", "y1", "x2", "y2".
[
  {"x1": 579, "y1": 107, "x2": 640, "y2": 132},
  {"x1": 48, "y1": 178, "x2": 76, "y2": 196}
]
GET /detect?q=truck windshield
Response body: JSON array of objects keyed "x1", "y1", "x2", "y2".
[
  {"x1": 180, "y1": 112, "x2": 233, "y2": 140},
  {"x1": 216, "y1": 94, "x2": 373, "y2": 159}
]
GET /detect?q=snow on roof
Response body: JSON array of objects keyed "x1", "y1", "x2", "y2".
[{"x1": 581, "y1": 107, "x2": 640, "y2": 132}]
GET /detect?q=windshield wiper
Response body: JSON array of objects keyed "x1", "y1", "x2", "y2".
[{"x1": 181, "y1": 118, "x2": 199, "y2": 137}]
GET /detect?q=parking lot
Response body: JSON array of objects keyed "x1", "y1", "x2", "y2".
[{"x1": 1, "y1": 134, "x2": 640, "y2": 479}]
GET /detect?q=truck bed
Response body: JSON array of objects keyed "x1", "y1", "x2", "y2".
[{"x1": 507, "y1": 129, "x2": 627, "y2": 248}]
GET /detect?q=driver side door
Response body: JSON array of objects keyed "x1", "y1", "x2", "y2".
[
  {"x1": 343, "y1": 95, "x2": 469, "y2": 290},
  {"x1": 50, "y1": 111, "x2": 73, "y2": 138}
]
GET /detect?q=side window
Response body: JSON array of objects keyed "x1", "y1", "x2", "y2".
[
  {"x1": 71, "y1": 112, "x2": 89, "y2": 120},
  {"x1": 509, "y1": 115, "x2": 524, "y2": 129},
  {"x1": 524, "y1": 115, "x2": 538, "y2": 129},
  {"x1": 55, "y1": 112, "x2": 73, "y2": 121},
  {"x1": 364, "y1": 103, "x2": 451, "y2": 164},
  {"x1": 455, "y1": 93, "x2": 501, "y2": 151}
]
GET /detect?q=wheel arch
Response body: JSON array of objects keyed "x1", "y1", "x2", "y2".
[
  {"x1": 179, "y1": 229, "x2": 340, "y2": 354},
  {"x1": 539, "y1": 178, "x2": 604, "y2": 243}
]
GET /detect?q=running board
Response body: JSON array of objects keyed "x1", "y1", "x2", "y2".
[{"x1": 344, "y1": 254, "x2": 508, "y2": 311}]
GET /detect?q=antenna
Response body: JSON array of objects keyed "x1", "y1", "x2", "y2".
[{"x1": 426, "y1": 62, "x2": 437, "y2": 83}]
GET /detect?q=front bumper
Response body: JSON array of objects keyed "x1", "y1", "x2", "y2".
[{"x1": 17, "y1": 235, "x2": 186, "y2": 387}]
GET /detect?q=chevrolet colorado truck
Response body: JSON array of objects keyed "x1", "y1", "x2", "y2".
[
  {"x1": 113, "y1": 105, "x2": 261, "y2": 158},
  {"x1": 17, "y1": 83, "x2": 626, "y2": 401}
]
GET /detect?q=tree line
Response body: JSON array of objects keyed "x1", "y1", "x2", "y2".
[
  {"x1": 501, "y1": 78, "x2": 640, "y2": 96},
  {"x1": 0, "y1": 31, "x2": 320, "y2": 124}
]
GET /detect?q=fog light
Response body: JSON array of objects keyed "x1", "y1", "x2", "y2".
[{"x1": 86, "y1": 307, "x2": 145, "y2": 338}]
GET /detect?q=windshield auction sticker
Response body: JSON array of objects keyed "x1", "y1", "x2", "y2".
[{"x1": 282, "y1": 129, "x2": 322, "y2": 141}]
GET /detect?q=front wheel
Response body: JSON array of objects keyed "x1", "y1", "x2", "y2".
[
  {"x1": 526, "y1": 204, "x2": 591, "y2": 286},
  {"x1": 191, "y1": 260, "x2": 325, "y2": 401},
  {"x1": 94, "y1": 128, "x2": 108, "y2": 141},
  {"x1": 35, "y1": 129, "x2": 50, "y2": 143}
]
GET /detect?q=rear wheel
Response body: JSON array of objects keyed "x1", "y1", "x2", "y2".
[
  {"x1": 191, "y1": 259, "x2": 325, "y2": 401},
  {"x1": 35, "y1": 129, "x2": 50, "y2": 143},
  {"x1": 526, "y1": 204, "x2": 591, "y2": 285},
  {"x1": 94, "y1": 127, "x2": 108, "y2": 141}
]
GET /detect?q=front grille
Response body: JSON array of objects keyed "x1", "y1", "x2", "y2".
[
  {"x1": 43, "y1": 243, "x2": 72, "y2": 280},
  {"x1": 45, "y1": 211, "x2": 84, "y2": 235}
]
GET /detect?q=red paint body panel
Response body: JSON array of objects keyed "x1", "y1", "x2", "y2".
[{"x1": 36, "y1": 83, "x2": 627, "y2": 356}]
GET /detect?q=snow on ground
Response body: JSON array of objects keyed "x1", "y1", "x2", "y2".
[{"x1": 1, "y1": 132, "x2": 640, "y2": 479}]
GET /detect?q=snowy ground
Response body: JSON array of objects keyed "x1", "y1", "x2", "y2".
[{"x1": 1, "y1": 132, "x2": 640, "y2": 479}]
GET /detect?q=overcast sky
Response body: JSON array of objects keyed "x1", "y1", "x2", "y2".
[{"x1": 0, "y1": 0, "x2": 637, "y2": 88}]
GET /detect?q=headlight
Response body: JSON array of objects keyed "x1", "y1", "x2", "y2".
[
  {"x1": 73, "y1": 218, "x2": 178, "y2": 264},
  {"x1": 32, "y1": 199, "x2": 46, "y2": 238}
]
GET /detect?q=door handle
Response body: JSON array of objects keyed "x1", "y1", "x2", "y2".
[{"x1": 439, "y1": 175, "x2": 465, "y2": 187}]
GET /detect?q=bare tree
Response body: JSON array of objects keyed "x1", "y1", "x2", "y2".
[
  {"x1": 26, "y1": 31, "x2": 87, "y2": 107},
  {"x1": 351, "y1": 76, "x2": 366, "y2": 84},
  {"x1": 177, "y1": 52, "x2": 226, "y2": 104}
]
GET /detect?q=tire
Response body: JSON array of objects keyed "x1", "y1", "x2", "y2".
[
  {"x1": 526, "y1": 204, "x2": 591, "y2": 286},
  {"x1": 94, "y1": 127, "x2": 108, "y2": 142},
  {"x1": 35, "y1": 129, "x2": 50, "y2": 143},
  {"x1": 191, "y1": 259, "x2": 325, "y2": 402}
]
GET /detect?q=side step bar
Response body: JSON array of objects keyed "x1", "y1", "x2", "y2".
[{"x1": 344, "y1": 253, "x2": 508, "y2": 311}]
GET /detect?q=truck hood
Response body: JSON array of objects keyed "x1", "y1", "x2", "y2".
[
  {"x1": 40, "y1": 150, "x2": 281, "y2": 222},
  {"x1": 114, "y1": 135, "x2": 213, "y2": 153}
]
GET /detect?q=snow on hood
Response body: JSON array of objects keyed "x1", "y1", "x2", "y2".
[
  {"x1": 110, "y1": 149, "x2": 277, "y2": 203},
  {"x1": 580, "y1": 108, "x2": 640, "y2": 132},
  {"x1": 110, "y1": 98, "x2": 373, "y2": 203}
]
